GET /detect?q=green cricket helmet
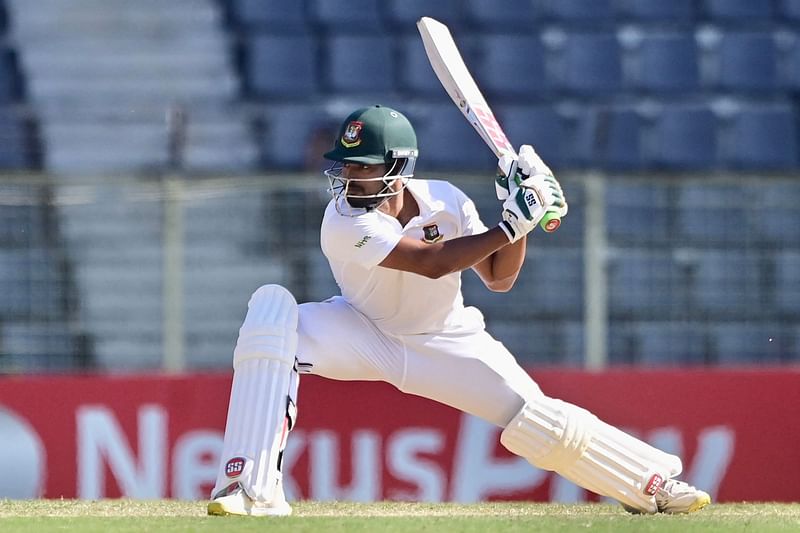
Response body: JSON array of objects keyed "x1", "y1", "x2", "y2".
[{"x1": 324, "y1": 105, "x2": 419, "y2": 215}]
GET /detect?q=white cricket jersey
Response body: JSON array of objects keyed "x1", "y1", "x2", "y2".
[{"x1": 320, "y1": 179, "x2": 489, "y2": 335}]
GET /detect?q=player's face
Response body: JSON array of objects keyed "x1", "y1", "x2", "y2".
[{"x1": 342, "y1": 163, "x2": 391, "y2": 208}]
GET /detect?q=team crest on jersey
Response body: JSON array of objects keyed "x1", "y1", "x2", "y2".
[
  {"x1": 422, "y1": 224, "x2": 443, "y2": 243},
  {"x1": 341, "y1": 120, "x2": 364, "y2": 148}
]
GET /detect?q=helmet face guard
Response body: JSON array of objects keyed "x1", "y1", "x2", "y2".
[
  {"x1": 323, "y1": 105, "x2": 418, "y2": 216},
  {"x1": 325, "y1": 150, "x2": 417, "y2": 216}
]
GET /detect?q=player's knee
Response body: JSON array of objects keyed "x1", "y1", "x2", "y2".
[
  {"x1": 500, "y1": 395, "x2": 596, "y2": 471},
  {"x1": 233, "y1": 284, "x2": 299, "y2": 368}
]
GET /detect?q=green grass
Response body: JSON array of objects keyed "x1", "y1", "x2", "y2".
[{"x1": 0, "y1": 500, "x2": 798, "y2": 532}]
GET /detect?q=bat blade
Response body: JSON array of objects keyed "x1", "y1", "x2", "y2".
[
  {"x1": 416, "y1": 16, "x2": 515, "y2": 158},
  {"x1": 416, "y1": 16, "x2": 561, "y2": 233}
]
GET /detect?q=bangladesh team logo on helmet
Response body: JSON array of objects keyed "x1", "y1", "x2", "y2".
[
  {"x1": 340, "y1": 121, "x2": 364, "y2": 148},
  {"x1": 324, "y1": 105, "x2": 419, "y2": 216}
]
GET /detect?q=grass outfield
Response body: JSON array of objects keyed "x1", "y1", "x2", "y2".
[{"x1": 1, "y1": 500, "x2": 799, "y2": 532}]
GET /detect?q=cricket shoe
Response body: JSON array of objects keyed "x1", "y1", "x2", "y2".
[
  {"x1": 207, "y1": 483, "x2": 292, "y2": 517},
  {"x1": 655, "y1": 479, "x2": 711, "y2": 514}
]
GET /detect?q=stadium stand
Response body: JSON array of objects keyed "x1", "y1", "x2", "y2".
[
  {"x1": 721, "y1": 104, "x2": 799, "y2": 170},
  {"x1": 246, "y1": 34, "x2": 317, "y2": 98},
  {"x1": 646, "y1": 104, "x2": 718, "y2": 169},
  {"x1": 626, "y1": 32, "x2": 701, "y2": 93},
  {"x1": 615, "y1": 0, "x2": 696, "y2": 24}
]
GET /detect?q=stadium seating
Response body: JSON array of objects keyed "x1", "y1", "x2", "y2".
[
  {"x1": 306, "y1": 0, "x2": 384, "y2": 30},
  {"x1": 228, "y1": 0, "x2": 308, "y2": 30},
  {"x1": 689, "y1": 250, "x2": 764, "y2": 319},
  {"x1": 472, "y1": 34, "x2": 546, "y2": 100},
  {"x1": 408, "y1": 104, "x2": 495, "y2": 171},
  {"x1": 701, "y1": 0, "x2": 775, "y2": 23},
  {"x1": 629, "y1": 33, "x2": 700, "y2": 93},
  {"x1": 775, "y1": 251, "x2": 800, "y2": 315},
  {"x1": 517, "y1": 247, "x2": 584, "y2": 319},
  {"x1": 321, "y1": 35, "x2": 394, "y2": 94},
  {"x1": 646, "y1": 104, "x2": 718, "y2": 169},
  {"x1": 779, "y1": 0, "x2": 800, "y2": 21},
  {"x1": 674, "y1": 182, "x2": 761, "y2": 245},
  {"x1": 713, "y1": 32, "x2": 780, "y2": 93},
  {"x1": 383, "y1": 0, "x2": 467, "y2": 34},
  {"x1": 495, "y1": 105, "x2": 568, "y2": 169},
  {"x1": 722, "y1": 104, "x2": 799, "y2": 170},
  {"x1": 246, "y1": 34, "x2": 317, "y2": 98},
  {"x1": 604, "y1": 181, "x2": 671, "y2": 244},
  {"x1": 398, "y1": 35, "x2": 448, "y2": 98},
  {"x1": 607, "y1": 249, "x2": 688, "y2": 319},
  {"x1": 615, "y1": 0, "x2": 696, "y2": 23},
  {"x1": 537, "y1": 0, "x2": 615, "y2": 25},
  {"x1": 465, "y1": 0, "x2": 543, "y2": 31},
  {"x1": 630, "y1": 321, "x2": 709, "y2": 365},
  {"x1": 589, "y1": 107, "x2": 645, "y2": 170},
  {"x1": 758, "y1": 183, "x2": 800, "y2": 247},
  {"x1": 552, "y1": 32, "x2": 623, "y2": 94},
  {"x1": 708, "y1": 322, "x2": 789, "y2": 364}
]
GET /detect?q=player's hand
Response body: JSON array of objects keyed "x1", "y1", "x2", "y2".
[
  {"x1": 498, "y1": 175, "x2": 567, "y2": 243},
  {"x1": 495, "y1": 145, "x2": 554, "y2": 201}
]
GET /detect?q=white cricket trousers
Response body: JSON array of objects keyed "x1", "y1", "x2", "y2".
[{"x1": 296, "y1": 296, "x2": 543, "y2": 427}]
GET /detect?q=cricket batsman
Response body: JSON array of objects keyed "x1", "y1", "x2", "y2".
[{"x1": 208, "y1": 105, "x2": 711, "y2": 516}]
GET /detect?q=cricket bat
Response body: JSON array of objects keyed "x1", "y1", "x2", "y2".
[{"x1": 416, "y1": 16, "x2": 561, "y2": 232}]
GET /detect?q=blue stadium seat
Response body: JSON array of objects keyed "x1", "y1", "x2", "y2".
[
  {"x1": 616, "y1": 0, "x2": 696, "y2": 23},
  {"x1": 322, "y1": 35, "x2": 394, "y2": 93},
  {"x1": 708, "y1": 322, "x2": 790, "y2": 364},
  {"x1": 608, "y1": 249, "x2": 688, "y2": 319},
  {"x1": 398, "y1": 35, "x2": 448, "y2": 98},
  {"x1": 409, "y1": 104, "x2": 497, "y2": 172},
  {"x1": 702, "y1": 0, "x2": 775, "y2": 22},
  {"x1": 605, "y1": 182, "x2": 671, "y2": 244},
  {"x1": 0, "y1": 203, "x2": 47, "y2": 246},
  {"x1": 0, "y1": 249, "x2": 64, "y2": 320},
  {"x1": 247, "y1": 34, "x2": 317, "y2": 98},
  {"x1": 631, "y1": 33, "x2": 700, "y2": 93},
  {"x1": 473, "y1": 34, "x2": 546, "y2": 100},
  {"x1": 261, "y1": 104, "x2": 334, "y2": 169},
  {"x1": 495, "y1": 105, "x2": 568, "y2": 169},
  {"x1": 675, "y1": 183, "x2": 759, "y2": 245},
  {"x1": 515, "y1": 248, "x2": 584, "y2": 319},
  {"x1": 715, "y1": 32, "x2": 779, "y2": 92},
  {"x1": 537, "y1": 0, "x2": 615, "y2": 25},
  {"x1": 0, "y1": 107, "x2": 32, "y2": 169},
  {"x1": 384, "y1": 0, "x2": 467, "y2": 34},
  {"x1": 554, "y1": 33, "x2": 623, "y2": 94},
  {"x1": 775, "y1": 251, "x2": 800, "y2": 315},
  {"x1": 630, "y1": 322, "x2": 709, "y2": 365},
  {"x1": 487, "y1": 319, "x2": 566, "y2": 364},
  {"x1": 779, "y1": 0, "x2": 800, "y2": 21},
  {"x1": 466, "y1": 0, "x2": 543, "y2": 31},
  {"x1": 307, "y1": 0, "x2": 383, "y2": 30},
  {"x1": 561, "y1": 321, "x2": 639, "y2": 366},
  {"x1": 690, "y1": 250, "x2": 763, "y2": 318},
  {"x1": 590, "y1": 107, "x2": 645, "y2": 170},
  {"x1": 230, "y1": 0, "x2": 308, "y2": 30},
  {"x1": 780, "y1": 33, "x2": 800, "y2": 91},
  {"x1": 722, "y1": 105, "x2": 799, "y2": 170},
  {"x1": 646, "y1": 104, "x2": 717, "y2": 170},
  {"x1": 758, "y1": 184, "x2": 800, "y2": 247}
]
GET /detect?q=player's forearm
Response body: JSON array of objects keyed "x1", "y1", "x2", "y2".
[
  {"x1": 409, "y1": 226, "x2": 511, "y2": 279},
  {"x1": 482, "y1": 236, "x2": 527, "y2": 291}
]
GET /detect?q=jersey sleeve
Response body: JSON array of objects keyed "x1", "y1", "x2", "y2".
[
  {"x1": 453, "y1": 186, "x2": 489, "y2": 236},
  {"x1": 321, "y1": 204, "x2": 402, "y2": 268}
]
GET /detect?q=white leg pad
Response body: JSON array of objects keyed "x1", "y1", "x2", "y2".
[
  {"x1": 212, "y1": 284, "x2": 299, "y2": 507},
  {"x1": 500, "y1": 396, "x2": 682, "y2": 514}
]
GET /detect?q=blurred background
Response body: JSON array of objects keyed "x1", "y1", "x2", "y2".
[{"x1": 0, "y1": 0, "x2": 799, "y2": 373}]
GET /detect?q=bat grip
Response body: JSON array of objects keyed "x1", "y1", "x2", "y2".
[{"x1": 540, "y1": 211, "x2": 561, "y2": 233}]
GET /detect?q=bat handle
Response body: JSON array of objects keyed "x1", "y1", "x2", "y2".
[{"x1": 540, "y1": 211, "x2": 561, "y2": 233}]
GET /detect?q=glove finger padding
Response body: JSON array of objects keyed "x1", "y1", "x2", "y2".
[
  {"x1": 495, "y1": 153, "x2": 519, "y2": 201},
  {"x1": 518, "y1": 144, "x2": 553, "y2": 178}
]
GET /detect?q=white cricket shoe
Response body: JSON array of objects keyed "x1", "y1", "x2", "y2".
[
  {"x1": 207, "y1": 483, "x2": 292, "y2": 517},
  {"x1": 655, "y1": 479, "x2": 711, "y2": 514}
]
